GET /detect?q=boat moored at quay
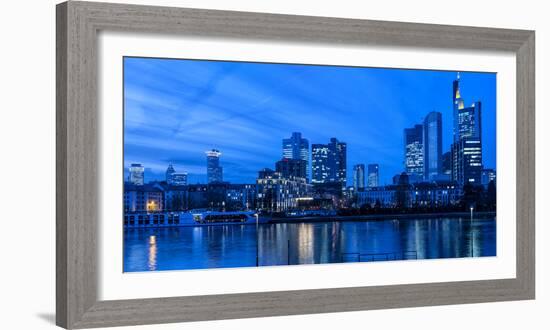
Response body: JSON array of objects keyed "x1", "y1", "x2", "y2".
[{"x1": 124, "y1": 210, "x2": 267, "y2": 228}]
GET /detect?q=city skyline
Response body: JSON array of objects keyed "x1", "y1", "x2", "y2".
[{"x1": 124, "y1": 57, "x2": 496, "y2": 185}]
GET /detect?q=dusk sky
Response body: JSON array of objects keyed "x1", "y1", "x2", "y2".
[{"x1": 123, "y1": 57, "x2": 496, "y2": 185}]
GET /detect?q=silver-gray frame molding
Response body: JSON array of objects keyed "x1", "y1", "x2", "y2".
[{"x1": 56, "y1": 1, "x2": 535, "y2": 328}]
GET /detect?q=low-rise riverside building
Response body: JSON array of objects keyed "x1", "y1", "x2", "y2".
[
  {"x1": 356, "y1": 186, "x2": 400, "y2": 208},
  {"x1": 163, "y1": 185, "x2": 189, "y2": 211},
  {"x1": 226, "y1": 184, "x2": 257, "y2": 210},
  {"x1": 356, "y1": 181, "x2": 462, "y2": 209},
  {"x1": 161, "y1": 183, "x2": 257, "y2": 211},
  {"x1": 124, "y1": 182, "x2": 164, "y2": 212},
  {"x1": 256, "y1": 168, "x2": 311, "y2": 212},
  {"x1": 411, "y1": 182, "x2": 462, "y2": 207}
]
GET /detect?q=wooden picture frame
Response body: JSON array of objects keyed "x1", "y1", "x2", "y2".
[{"x1": 56, "y1": 1, "x2": 535, "y2": 328}]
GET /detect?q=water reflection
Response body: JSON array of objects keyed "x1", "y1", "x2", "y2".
[
  {"x1": 124, "y1": 216, "x2": 496, "y2": 272},
  {"x1": 148, "y1": 235, "x2": 157, "y2": 271}
]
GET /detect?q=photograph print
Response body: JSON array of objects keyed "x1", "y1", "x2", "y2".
[{"x1": 123, "y1": 57, "x2": 497, "y2": 272}]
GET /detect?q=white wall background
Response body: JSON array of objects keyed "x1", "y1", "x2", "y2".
[{"x1": 0, "y1": 0, "x2": 547, "y2": 329}]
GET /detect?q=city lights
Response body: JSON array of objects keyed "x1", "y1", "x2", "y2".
[{"x1": 123, "y1": 57, "x2": 497, "y2": 272}]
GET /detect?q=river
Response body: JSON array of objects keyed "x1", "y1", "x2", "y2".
[{"x1": 123, "y1": 216, "x2": 496, "y2": 272}]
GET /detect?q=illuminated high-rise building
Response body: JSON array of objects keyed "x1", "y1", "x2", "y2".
[
  {"x1": 165, "y1": 164, "x2": 175, "y2": 183},
  {"x1": 481, "y1": 168, "x2": 496, "y2": 187},
  {"x1": 128, "y1": 163, "x2": 145, "y2": 185},
  {"x1": 311, "y1": 144, "x2": 330, "y2": 184},
  {"x1": 404, "y1": 124, "x2": 424, "y2": 181},
  {"x1": 311, "y1": 138, "x2": 347, "y2": 186},
  {"x1": 367, "y1": 164, "x2": 379, "y2": 187},
  {"x1": 282, "y1": 132, "x2": 309, "y2": 181},
  {"x1": 206, "y1": 149, "x2": 223, "y2": 183},
  {"x1": 423, "y1": 111, "x2": 442, "y2": 181},
  {"x1": 442, "y1": 151, "x2": 452, "y2": 176},
  {"x1": 329, "y1": 138, "x2": 347, "y2": 186},
  {"x1": 170, "y1": 172, "x2": 188, "y2": 186},
  {"x1": 276, "y1": 158, "x2": 307, "y2": 179},
  {"x1": 451, "y1": 73, "x2": 483, "y2": 185},
  {"x1": 353, "y1": 164, "x2": 365, "y2": 191}
]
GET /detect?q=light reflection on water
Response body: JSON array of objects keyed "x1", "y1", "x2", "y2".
[
  {"x1": 148, "y1": 235, "x2": 157, "y2": 271},
  {"x1": 124, "y1": 216, "x2": 496, "y2": 272}
]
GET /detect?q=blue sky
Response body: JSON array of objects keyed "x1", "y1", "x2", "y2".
[{"x1": 124, "y1": 57, "x2": 496, "y2": 185}]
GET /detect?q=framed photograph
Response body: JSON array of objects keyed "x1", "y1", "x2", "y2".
[{"x1": 56, "y1": 1, "x2": 535, "y2": 328}]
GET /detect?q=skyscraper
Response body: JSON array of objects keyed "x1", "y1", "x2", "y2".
[
  {"x1": 276, "y1": 158, "x2": 307, "y2": 179},
  {"x1": 423, "y1": 111, "x2": 442, "y2": 181},
  {"x1": 481, "y1": 168, "x2": 496, "y2": 187},
  {"x1": 367, "y1": 164, "x2": 379, "y2": 187},
  {"x1": 453, "y1": 137, "x2": 482, "y2": 185},
  {"x1": 453, "y1": 73, "x2": 482, "y2": 143},
  {"x1": 441, "y1": 151, "x2": 452, "y2": 178},
  {"x1": 128, "y1": 163, "x2": 144, "y2": 185},
  {"x1": 165, "y1": 164, "x2": 175, "y2": 183},
  {"x1": 166, "y1": 164, "x2": 188, "y2": 186},
  {"x1": 282, "y1": 132, "x2": 309, "y2": 181},
  {"x1": 329, "y1": 138, "x2": 347, "y2": 186},
  {"x1": 451, "y1": 73, "x2": 483, "y2": 185},
  {"x1": 404, "y1": 124, "x2": 424, "y2": 181},
  {"x1": 311, "y1": 144, "x2": 329, "y2": 184},
  {"x1": 170, "y1": 172, "x2": 188, "y2": 186},
  {"x1": 311, "y1": 138, "x2": 347, "y2": 186},
  {"x1": 206, "y1": 149, "x2": 223, "y2": 183},
  {"x1": 353, "y1": 164, "x2": 365, "y2": 191}
]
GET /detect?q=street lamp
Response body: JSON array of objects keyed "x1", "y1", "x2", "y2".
[
  {"x1": 470, "y1": 205, "x2": 474, "y2": 257},
  {"x1": 255, "y1": 213, "x2": 259, "y2": 267}
]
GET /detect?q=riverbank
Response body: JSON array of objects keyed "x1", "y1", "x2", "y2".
[{"x1": 267, "y1": 211, "x2": 496, "y2": 223}]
